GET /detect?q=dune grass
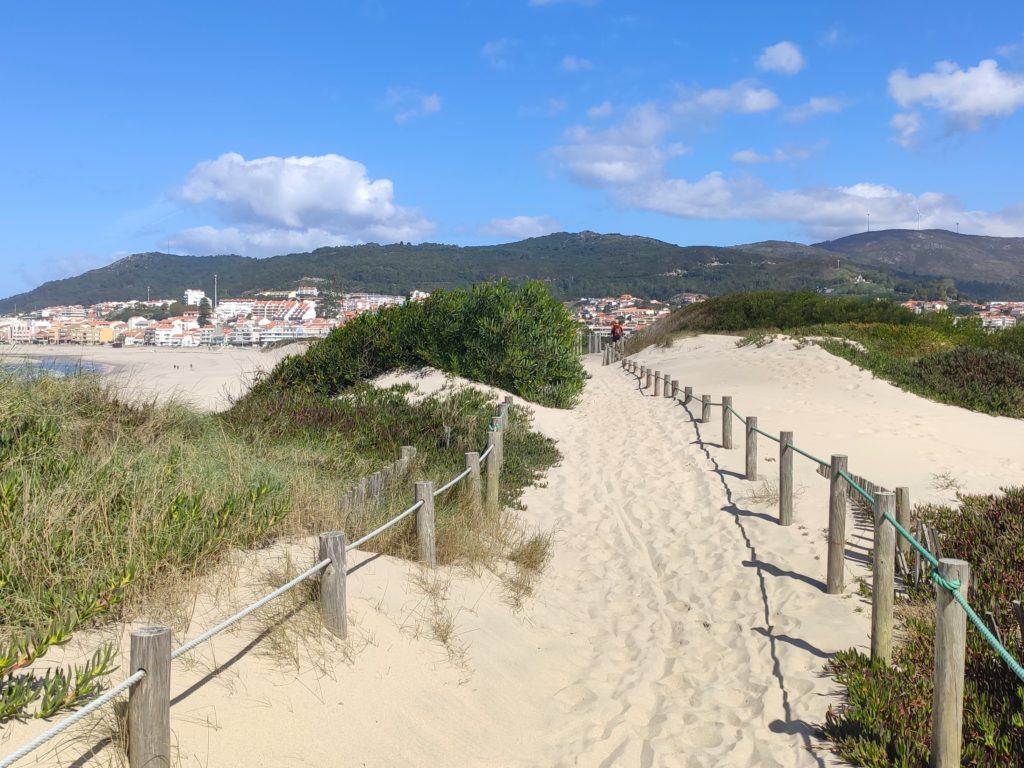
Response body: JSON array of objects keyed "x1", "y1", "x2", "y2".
[{"x1": 0, "y1": 369, "x2": 559, "y2": 721}]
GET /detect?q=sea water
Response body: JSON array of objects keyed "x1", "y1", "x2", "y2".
[{"x1": 1, "y1": 358, "x2": 105, "y2": 377}]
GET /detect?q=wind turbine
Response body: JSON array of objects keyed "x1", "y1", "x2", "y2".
[{"x1": 916, "y1": 205, "x2": 922, "y2": 230}]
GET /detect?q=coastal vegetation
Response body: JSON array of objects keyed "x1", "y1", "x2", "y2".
[
  {"x1": 0, "y1": 283, "x2": 568, "y2": 720},
  {"x1": 823, "y1": 489, "x2": 1024, "y2": 766},
  {"x1": 628, "y1": 291, "x2": 1024, "y2": 418},
  {"x1": 256, "y1": 279, "x2": 587, "y2": 408}
]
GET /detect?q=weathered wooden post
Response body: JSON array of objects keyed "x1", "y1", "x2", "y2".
[
  {"x1": 319, "y1": 532, "x2": 348, "y2": 638},
  {"x1": 871, "y1": 492, "x2": 896, "y2": 663},
  {"x1": 491, "y1": 417, "x2": 504, "y2": 470},
  {"x1": 603, "y1": 348, "x2": 609, "y2": 365},
  {"x1": 745, "y1": 416, "x2": 757, "y2": 480},
  {"x1": 722, "y1": 396, "x2": 733, "y2": 449},
  {"x1": 701, "y1": 395, "x2": 711, "y2": 423},
  {"x1": 827, "y1": 455, "x2": 848, "y2": 594},
  {"x1": 371, "y1": 471, "x2": 382, "y2": 498},
  {"x1": 401, "y1": 445, "x2": 416, "y2": 474},
  {"x1": 486, "y1": 430, "x2": 500, "y2": 512},
  {"x1": 465, "y1": 451, "x2": 483, "y2": 518},
  {"x1": 415, "y1": 481, "x2": 437, "y2": 566},
  {"x1": 896, "y1": 486, "x2": 912, "y2": 560},
  {"x1": 663, "y1": 374, "x2": 672, "y2": 398},
  {"x1": 499, "y1": 398, "x2": 511, "y2": 432},
  {"x1": 654, "y1": 370, "x2": 662, "y2": 396},
  {"x1": 779, "y1": 431, "x2": 793, "y2": 526},
  {"x1": 671, "y1": 379, "x2": 679, "y2": 398},
  {"x1": 646, "y1": 369, "x2": 653, "y2": 389},
  {"x1": 684, "y1": 386, "x2": 693, "y2": 404},
  {"x1": 932, "y1": 558, "x2": 970, "y2": 768},
  {"x1": 128, "y1": 626, "x2": 171, "y2": 768}
]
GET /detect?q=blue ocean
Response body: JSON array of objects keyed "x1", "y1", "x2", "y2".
[{"x1": 1, "y1": 358, "x2": 105, "y2": 377}]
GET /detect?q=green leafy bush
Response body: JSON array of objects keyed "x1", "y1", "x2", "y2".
[
  {"x1": 911, "y1": 348, "x2": 1024, "y2": 416},
  {"x1": 261, "y1": 280, "x2": 586, "y2": 408},
  {"x1": 823, "y1": 488, "x2": 1024, "y2": 766}
]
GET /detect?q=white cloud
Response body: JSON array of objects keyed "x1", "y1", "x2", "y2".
[
  {"x1": 891, "y1": 111, "x2": 922, "y2": 148},
  {"x1": 548, "y1": 98, "x2": 568, "y2": 114},
  {"x1": 385, "y1": 88, "x2": 443, "y2": 123},
  {"x1": 616, "y1": 173, "x2": 1024, "y2": 239},
  {"x1": 561, "y1": 55, "x2": 593, "y2": 72},
  {"x1": 587, "y1": 100, "x2": 613, "y2": 119},
  {"x1": 480, "y1": 215, "x2": 562, "y2": 239},
  {"x1": 674, "y1": 80, "x2": 780, "y2": 115},
  {"x1": 175, "y1": 152, "x2": 433, "y2": 256},
  {"x1": 820, "y1": 26, "x2": 841, "y2": 48},
  {"x1": 482, "y1": 38, "x2": 513, "y2": 69},
  {"x1": 889, "y1": 58, "x2": 1024, "y2": 130},
  {"x1": 731, "y1": 144, "x2": 817, "y2": 164},
  {"x1": 757, "y1": 41, "x2": 805, "y2": 75},
  {"x1": 550, "y1": 102, "x2": 681, "y2": 187},
  {"x1": 785, "y1": 96, "x2": 850, "y2": 122}
]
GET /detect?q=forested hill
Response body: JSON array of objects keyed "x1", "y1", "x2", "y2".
[
  {"x1": 812, "y1": 229, "x2": 1024, "y2": 298},
  {"x1": 0, "y1": 230, "x2": 1002, "y2": 313}
]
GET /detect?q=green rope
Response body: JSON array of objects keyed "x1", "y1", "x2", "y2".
[
  {"x1": 950, "y1": 585, "x2": 1024, "y2": 682},
  {"x1": 838, "y1": 469, "x2": 875, "y2": 506},
  {"x1": 725, "y1": 404, "x2": 744, "y2": 421},
  {"x1": 751, "y1": 426, "x2": 781, "y2": 443},
  {"x1": 785, "y1": 442, "x2": 830, "y2": 468},
  {"x1": 879, "y1": 510, "x2": 939, "y2": 570}
]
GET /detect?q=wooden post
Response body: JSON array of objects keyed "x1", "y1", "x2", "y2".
[
  {"x1": 128, "y1": 626, "x2": 171, "y2": 768},
  {"x1": 701, "y1": 394, "x2": 711, "y2": 423},
  {"x1": 401, "y1": 445, "x2": 416, "y2": 472},
  {"x1": 671, "y1": 379, "x2": 679, "y2": 398},
  {"x1": 499, "y1": 399, "x2": 510, "y2": 432},
  {"x1": 745, "y1": 416, "x2": 757, "y2": 480},
  {"x1": 646, "y1": 369, "x2": 653, "y2": 389},
  {"x1": 318, "y1": 532, "x2": 347, "y2": 638},
  {"x1": 654, "y1": 371, "x2": 662, "y2": 397},
  {"x1": 896, "y1": 486, "x2": 912, "y2": 560},
  {"x1": 722, "y1": 396, "x2": 733, "y2": 449},
  {"x1": 932, "y1": 558, "x2": 970, "y2": 768},
  {"x1": 779, "y1": 431, "x2": 793, "y2": 526},
  {"x1": 491, "y1": 417, "x2": 504, "y2": 472},
  {"x1": 603, "y1": 348, "x2": 609, "y2": 365},
  {"x1": 663, "y1": 375, "x2": 673, "y2": 398},
  {"x1": 684, "y1": 386, "x2": 693, "y2": 404},
  {"x1": 486, "y1": 431, "x2": 500, "y2": 512},
  {"x1": 1011, "y1": 600, "x2": 1024, "y2": 645},
  {"x1": 465, "y1": 451, "x2": 483, "y2": 518},
  {"x1": 371, "y1": 471, "x2": 382, "y2": 498},
  {"x1": 871, "y1": 492, "x2": 896, "y2": 664},
  {"x1": 827, "y1": 455, "x2": 848, "y2": 594},
  {"x1": 415, "y1": 482, "x2": 437, "y2": 566}
]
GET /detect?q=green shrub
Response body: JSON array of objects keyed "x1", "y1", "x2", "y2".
[
  {"x1": 823, "y1": 489, "x2": 1024, "y2": 766},
  {"x1": 261, "y1": 279, "x2": 586, "y2": 408},
  {"x1": 911, "y1": 348, "x2": 1024, "y2": 416}
]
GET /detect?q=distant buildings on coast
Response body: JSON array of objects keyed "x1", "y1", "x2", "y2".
[
  {"x1": 0, "y1": 287, "x2": 419, "y2": 348},
  {"x1": 571, "y1": 293, "x2": 706, "y2": 336}
]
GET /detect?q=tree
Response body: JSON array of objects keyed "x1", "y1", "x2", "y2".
[
  {"x1": 197, "y1": 298, "x2": 212, "y2": 327},
  {"x1": 316, "y1": 294, "x2": 340, "y2": 319}
]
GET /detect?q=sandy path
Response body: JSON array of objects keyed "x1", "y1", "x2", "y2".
[{"x1": 519, "y1": 359, "x2": 842, "y2": 767}]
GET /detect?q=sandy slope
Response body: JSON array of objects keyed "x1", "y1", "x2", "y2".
[{"x1": 7, "y1": 336, "x2": 1024, "y2": 767}]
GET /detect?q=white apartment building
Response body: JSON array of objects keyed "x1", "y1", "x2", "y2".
[{"x1": 184, "y1": 289, "x2": 206, "y2": 306}]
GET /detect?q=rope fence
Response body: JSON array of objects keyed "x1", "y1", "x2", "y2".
[
  {"x1": 1, "y1": 397, "x2": 514, "y2": 768},
  {"x1": 609, "y1": 344, "x2": 1024, "y2": 766}
]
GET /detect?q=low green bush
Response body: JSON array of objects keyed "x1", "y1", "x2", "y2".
[
  {"x1": 261, "y1": 279, "x2": 586, "y2": 408},
  {"x1": 823, "y1": 489, "x2": 1024, "y2": 766}
]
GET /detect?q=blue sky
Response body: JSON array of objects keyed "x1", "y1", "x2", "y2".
[{"x1": 3, "y1": 0, "x2": 1024, "y2": 296}]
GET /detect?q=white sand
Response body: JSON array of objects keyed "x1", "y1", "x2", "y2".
[
  {"x1": 6, "y1": 335, "x2": 1024, "y2": 767},
  {"x1": 1, "y1": 344, "x2": 308, "y2": 411}
]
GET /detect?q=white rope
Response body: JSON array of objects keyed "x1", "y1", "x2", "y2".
[
  {"x1": 433, "y1": 467, "x2": 472, "y2": 497},
  {"x1": 171, "y1": 557, "x2": 331, "y2": 660},
  {"x1": 479, "y1": 444, "x2": 494, "y2": 464},
  {"x1": 0, "y1": 669, "x2": 146, "y2": 768},
  {"x1": 346, "y1": 500, "x2": 424, "y2": 552}
]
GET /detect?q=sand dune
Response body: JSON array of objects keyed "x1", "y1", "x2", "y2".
[{"x1": 7, "y1": 335, "x2": 1024, "y2": 767}]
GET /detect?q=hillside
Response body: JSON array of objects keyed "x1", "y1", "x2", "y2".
[
  {"x1": 0, "y1": 230, "x2": 1004, "y2": 313},
  {"x1": 812, "y1": 229, "x2": 1024, "y2": 298}
]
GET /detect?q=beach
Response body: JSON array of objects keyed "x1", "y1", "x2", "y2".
[
  {"x1": 5, "y1": 334, "x2": 1024, "y2": 767},
  {"x1": 0, "y1": 344, "x2": 308, "y2": 412}
]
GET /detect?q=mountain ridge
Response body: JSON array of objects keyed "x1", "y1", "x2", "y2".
[{"x1": 3, "y1": 229, "x2": 1023, "y2": 312}]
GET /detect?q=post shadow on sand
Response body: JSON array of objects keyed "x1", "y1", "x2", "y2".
[
  {"x1": 618, "y1": 362, "x2": 828, "y2": 768},
  {"x1": 67, "y1": 554, "x2": 383, "y2": 768}
]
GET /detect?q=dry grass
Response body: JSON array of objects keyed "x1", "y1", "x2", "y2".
[{"x1": 737, "y1": 478, "x2": 805, "y2": 506}]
